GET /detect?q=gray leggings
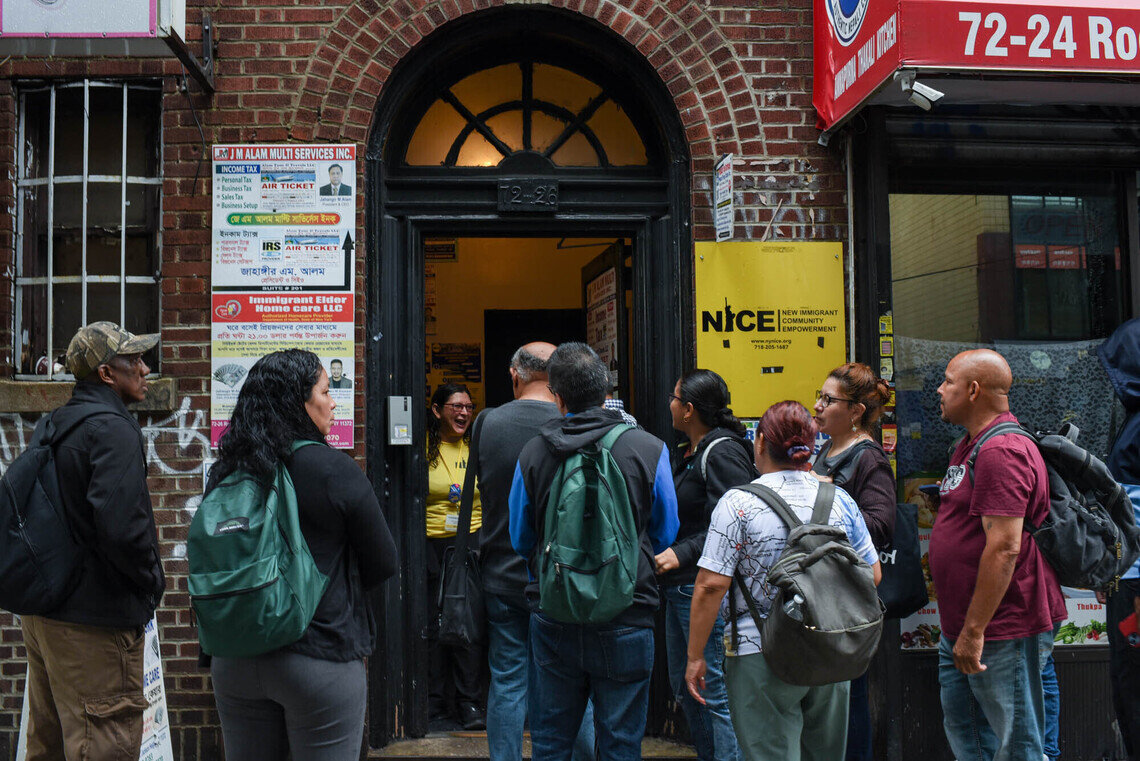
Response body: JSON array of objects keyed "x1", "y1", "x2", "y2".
[{"x1": 211, "y1": 651, "x2": 366, "y2": 761}]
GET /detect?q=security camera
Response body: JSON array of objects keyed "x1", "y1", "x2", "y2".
[
  {"x1": 910, "y1": 80, "x2": 945, "y2": 105},
  {"x1": 895, "y1": 70, "x2": 944, "y2": 111}
]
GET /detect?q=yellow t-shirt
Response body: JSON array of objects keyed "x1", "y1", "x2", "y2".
[{"x1": 426, "y1": 438, "x2": 482, "y2": 538}]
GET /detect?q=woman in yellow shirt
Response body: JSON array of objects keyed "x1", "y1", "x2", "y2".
[{"x1": 426, "y1": 383, "x2": 485, "y2": 729}]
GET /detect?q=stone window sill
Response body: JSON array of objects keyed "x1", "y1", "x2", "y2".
[{"x1": 0, "y1": 377, "x2": 178, "y2": 413}]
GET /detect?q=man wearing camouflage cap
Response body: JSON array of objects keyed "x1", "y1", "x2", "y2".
[{"x1": 21, "y1": 321, "x2": 166, "y2": 761}]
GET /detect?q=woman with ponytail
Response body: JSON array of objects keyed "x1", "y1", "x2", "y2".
[
  {"x1": 657, "y1": 369, "x2": 752, "y2": 761},
  {"x1": 684, "y1": 401, "x2": 880, "y2": 761},
  {"x1": 811, "y1": 362, "x2": 896, "y2": 761}
]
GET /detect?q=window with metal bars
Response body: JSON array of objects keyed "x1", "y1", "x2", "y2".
[{"x1": 14, "y1": 80, "x2": 162, "y2": 378}]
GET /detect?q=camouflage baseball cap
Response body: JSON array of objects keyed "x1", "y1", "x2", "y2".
[{"x1": 66, "y1": 321, "x2": 159, "y2": 380}]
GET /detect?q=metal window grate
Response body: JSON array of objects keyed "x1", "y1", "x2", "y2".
[{"x1": 14, "y1": 80, "x2": 163, "y2": 378}]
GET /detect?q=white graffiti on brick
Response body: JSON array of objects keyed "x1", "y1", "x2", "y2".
[
  {"x1": 140, "y1": 397, "x2": 211, "y2": 476},
  {"x1": 0, "y1": 397, "x2": 211, "y2": 478}
]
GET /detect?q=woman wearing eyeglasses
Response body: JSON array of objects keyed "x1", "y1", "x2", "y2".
[
  {"x1": 811, "y1": 362, "x2": 895, "y2": 761},
  {"x1": 426, "y1": 382, "x2": 485, "y2": 730},
  {"x1": 658, "y1": 369, "x2": 752, "y2": 761}
]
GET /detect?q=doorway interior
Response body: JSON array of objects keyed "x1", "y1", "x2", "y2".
[{"x1": 426, "y1": 237, "x2": 633, "y2": 412}]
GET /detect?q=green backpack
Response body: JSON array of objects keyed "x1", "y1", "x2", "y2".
[
  {"x1": 539, "y1": 424, "x2": 638, "y2": 624},
  {"x1": 188, "y1": 440, "x2": 329, "y2": 657}
]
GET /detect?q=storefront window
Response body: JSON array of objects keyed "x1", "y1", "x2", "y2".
[
  {"x1": 889, "y1": 191, "x2": 1127, "y2": 477},
  {"x1": 14, "y1": 81, "x2": 162, "y2": 377}
]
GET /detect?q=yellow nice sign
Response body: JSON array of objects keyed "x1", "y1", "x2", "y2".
[{"x1": 695, "y1": 241, "x2": 846, "y2": 418}]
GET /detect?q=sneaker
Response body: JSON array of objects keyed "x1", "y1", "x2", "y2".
[{"x1": 458, "y1": 702, "x2": 486, "y2": 731}]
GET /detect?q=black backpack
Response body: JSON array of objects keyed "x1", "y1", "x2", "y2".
[
  {"x1": 965, "y1": 421, "x2": 1140, "y2": 592},
  {"x1": 0, "y1": 406, "x2": 107, "y2": 615}
]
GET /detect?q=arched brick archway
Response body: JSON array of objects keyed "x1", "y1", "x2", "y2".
[{"x1": 290, "y1": 0, "x2": 762, "y2": 169}]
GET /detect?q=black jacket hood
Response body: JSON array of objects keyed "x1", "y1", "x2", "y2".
[{"x1": 539, "y1": 406, "x2": 628, "y2": 457}]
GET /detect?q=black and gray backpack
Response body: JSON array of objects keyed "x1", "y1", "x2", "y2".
[
  {"x1": 964, "y1": 421, "x2": 1140, "y2": 592},
  {"x1": 730, "y1": 482, "x2": 884, "y2": 686}
]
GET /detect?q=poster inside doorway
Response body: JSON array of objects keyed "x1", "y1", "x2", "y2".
[
  {"x1": 210, "y1": 144, "x2": 357, "y2": 448},
  {"x1": 694, "y1": 241, "x2": 845, "y2": 418}
]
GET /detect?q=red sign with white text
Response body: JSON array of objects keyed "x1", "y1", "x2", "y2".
[
  {"x1": 1047, "y1": 245, "x2": 1082, "y2": 269},
  {"x1": 815, "y1": 0, "x2": 1140, "y2": 130},
  {"x1": 1015, "y1": 244, "x2": 1046, "y2": 269},
  {"x1": 905, "y1": 0, "x2": 1140, "y2": 72},
  {"x1": 814, "y1": 0, "x2": 901, "y2": 130}
]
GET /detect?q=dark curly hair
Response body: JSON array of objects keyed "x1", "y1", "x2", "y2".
[
  {"x1": 678, "y1": 369, "x2": 747, "y2": 438},
  {"x1": 427, "y1": 382, "x2": 472, "y2": 469},
  {"x1": 216, "y1": 349, "x2": 326, "y2": 482}
]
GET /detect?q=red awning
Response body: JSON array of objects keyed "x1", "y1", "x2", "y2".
[{"x1": 814, "y1": 0, "x2": 1140, "y2": 131}]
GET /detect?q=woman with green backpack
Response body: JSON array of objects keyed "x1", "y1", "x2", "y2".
[{"x1": 201, "y1": 350, "x2": 397, "y2": 761}]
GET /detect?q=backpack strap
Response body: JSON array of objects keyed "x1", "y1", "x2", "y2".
[
  {"x1": 454, "y1": 409, "x2": 488, "y2": 558},
  {"x1": 41, "y1": 403, "x2": 129, "y2": 448},
  {"x1": 598, "y1": 422, "x2": 633, "y2": 452},
  {"x1": 699, "y1": 436, "x2": 731, "y2": 482},
  {"x1": 810, "y1": 482, "x2": 837, "y2": 526},
  {"x1": 966, "y1": 422, "x2": 1035, "y2": 486},
  {"x1": 730, "y1": 571, "x2": 766, "y2": 651},
  {"x1": 812, "y1": 439, "x2": 874, "y2": 489},
  {"x1": 734, "y1": 483, "x2": 803, "y2": 530}
]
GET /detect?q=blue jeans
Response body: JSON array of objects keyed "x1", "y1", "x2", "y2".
[
  {"x1": 938, "y1": 630, "x2": 1053, "y2": 761},
  {"x1": 1040, "y1": 625, "x2": 1060, "y2": 761},
  {"x1": 663, "y1": 585, "x2": 742, "y2": 761},
  {"x1": 529, "y1": 613, "x2": 654, "y2": 761},
  {"x1": 484, "y1": 593, "x2": 595, "y2": 761}
]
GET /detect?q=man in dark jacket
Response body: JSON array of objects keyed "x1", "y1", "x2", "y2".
[
  {"x1": 477, "y1": 342, "x2": 594, "y2": 760},
  {"x1": 1099, "y1": 318, "x2": 1140, "y2": 759},
  {"x1": 21, "y1": 321, "x2": 165, "y2": 761},
  {"x1": 509, "y1": 342, "x2": 678, "y2": 761}
]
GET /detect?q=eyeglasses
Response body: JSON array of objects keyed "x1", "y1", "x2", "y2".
[
  {"x1": 815, "y1": 391, "x2": 855, "y2": 407},
  {"x1": 441, "y1": 403, "x2": 476, "y2": 413},
  {"x1": 667, "y1": 393, "x2": 683, "y2": 404}
]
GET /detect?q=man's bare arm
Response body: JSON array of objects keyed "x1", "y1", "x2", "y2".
[{"x1": 953, "y1": 514, "x2": 1022, "y2": 674}]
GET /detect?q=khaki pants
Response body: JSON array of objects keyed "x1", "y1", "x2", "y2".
[{"x1": 21, "y1": 615, "x2": 148, "y2": 761}]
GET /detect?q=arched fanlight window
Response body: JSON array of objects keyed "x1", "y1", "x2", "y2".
[{"x1": 405, "y1": 61, "x2": 648, "y2": 168}]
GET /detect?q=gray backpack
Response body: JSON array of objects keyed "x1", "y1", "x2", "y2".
[{"x1": 730, "y1": 482, "x2": 884, "y2": 686}]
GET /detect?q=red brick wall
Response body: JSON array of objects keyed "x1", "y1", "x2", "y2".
[{"x1": 0, "y1": 0, "x2": 845, "y2": 757}]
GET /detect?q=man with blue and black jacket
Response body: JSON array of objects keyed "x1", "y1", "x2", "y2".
[{"x1": 509, "y1": 342, "x2": 678, "y2": 761}]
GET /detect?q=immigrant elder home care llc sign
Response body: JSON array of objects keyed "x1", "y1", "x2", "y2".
[{"x1": 211, "y1": 144, "x2": 357, "y2": 449}]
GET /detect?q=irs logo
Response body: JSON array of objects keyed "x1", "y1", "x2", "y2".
[{"x1": 826, "y1": 0, "x2": 870, "y2": 46}]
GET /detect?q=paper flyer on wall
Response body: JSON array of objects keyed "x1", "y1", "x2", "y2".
[
  {"x1": 210, "y1": 144, "x2": 357, "y2": 449},
  {"x1": 211, "y1": 292, "x2": 355, "y2": 448},
  {"x1": 694, "y1": 241, "x2": 845, "y2": 418},
  {"x1": 16, "y1": 617, "x2": 174, "y2": 761}
]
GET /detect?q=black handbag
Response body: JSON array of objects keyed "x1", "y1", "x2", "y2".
[
  {"x1": 877, "y1": 502, "x2": 928, "y2": 618},
  {"x1": 813, "y1": 439, "x2": 928, "y2": 619},
  {"x1": 437, "y1": 410, "x2": 486, "y2": 647}
]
